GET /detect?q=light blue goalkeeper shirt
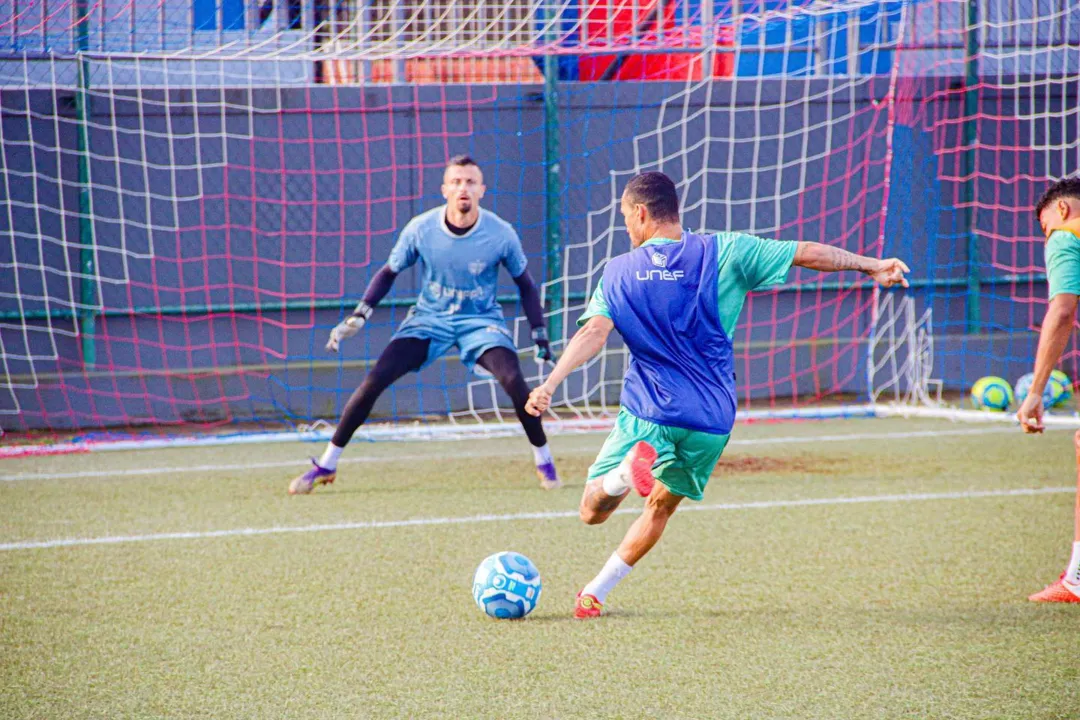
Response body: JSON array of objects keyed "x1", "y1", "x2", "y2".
[{"x1": 387, "y1": 206, "x2": 528, "y2": 319}]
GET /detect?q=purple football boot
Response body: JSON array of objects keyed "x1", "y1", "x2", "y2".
[
  {"x1": 536, "y1": 460, "x2": 561, "y2": 490},
  {"x1": 288, "y1": 458, "x2": 336, "y2": 495}
]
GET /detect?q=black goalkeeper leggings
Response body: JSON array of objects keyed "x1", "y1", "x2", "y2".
[{"x1": 331, "y1": 339, "x2": 547, "y2": 449}]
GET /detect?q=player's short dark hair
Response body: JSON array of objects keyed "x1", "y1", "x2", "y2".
[
  {"x1": 1035, "y1": 176, "x2": 1080, "y2": 218},
  {"x1": 624, "y1": 171, "x2": 680, "y2": 223},
  {"x1": 447, "y1": 154, "x2": 479, "y2": 170}
]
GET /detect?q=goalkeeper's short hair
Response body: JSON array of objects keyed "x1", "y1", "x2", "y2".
[{"x1": 447, "y1": 154, "x2": 479, "y2": 170}]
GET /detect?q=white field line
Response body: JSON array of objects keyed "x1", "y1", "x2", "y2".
[
  {"x1": 0, "y1": 405, "x2": 880, "y2": 458},
  {"x1": 1, "y1": 425, "x2": 1027, "y2": 483},
  {"x1": 0, "y1": 486, "x2": 1070, "y2": 552}
]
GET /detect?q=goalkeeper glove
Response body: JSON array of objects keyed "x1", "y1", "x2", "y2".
[
  {"x1": 532, "y1": 326, "x2": 555, "y2": 364},
  {"x1": 326, "y1": 301, "x2": 373, "y2": 352}
]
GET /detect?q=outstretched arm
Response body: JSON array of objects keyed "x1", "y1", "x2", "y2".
[
  {"x1": 793, "y1": 242, "x2": 910, "y2": 288},
  {"x1": 526, "y1": 316, "x2": 614, "y2": 416},
  {"x1": 1017, "y1": 293, "x2": 1078, "y2": 433},
  {"x1": 512, "y1": 270, "x2": 554, "y2": 362},
  {"x1": 326, "y1": 264, "x2": 400, "y2": 352}
]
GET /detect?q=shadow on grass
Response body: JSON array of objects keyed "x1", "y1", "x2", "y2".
[
  {"x1": 523, "y1": 608, "x2": 648, "y2": 624},
  {"x1": 308, "y1": 483, "x2": 586, "y2": 496}
]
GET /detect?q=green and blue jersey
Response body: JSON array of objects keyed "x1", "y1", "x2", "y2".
[{"x1": 581, "y1": 231, "x2": 797, "y2": 435}]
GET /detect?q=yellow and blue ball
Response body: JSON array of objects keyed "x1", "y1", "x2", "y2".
[{"x1": 970, "y1": 376, "x2": 1014, "y2": 411}]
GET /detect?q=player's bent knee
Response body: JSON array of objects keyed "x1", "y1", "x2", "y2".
[
  {"x1": 579, "y1": 504, "x2": 606, "y2": 525},
  {"x1": 1073, "y1": 429, "x2": 1080, "y2": 447}
]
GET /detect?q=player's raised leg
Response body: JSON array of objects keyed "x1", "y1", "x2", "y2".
[
  {"x1": 289, "y1": 337, "x2": 429, "y2": 495},
  {"x1": 1029, "y1": 428, "x2": 1080, "y2": 603},
  {"x1": 577, "y1": 411, "x2": 664, "y2": 525},
  {"x1": 579, "y1": 441, "x2": 657, "y2": 525},
  {"x1": 475, "y1": 346, "x2": 561, "y2": 489}
]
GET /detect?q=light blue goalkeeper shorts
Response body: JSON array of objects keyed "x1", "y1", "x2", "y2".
[
  {"x1": 587, "y1": 408, "x2": 730, "y2": 502},
  {"x1": 392, "y1": 310, "x2": 518, "y2": 372}
]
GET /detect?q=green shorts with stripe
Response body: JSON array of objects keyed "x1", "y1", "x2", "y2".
[{"x1": 587, "y1": 408, "x2": 730, "y2": 502}]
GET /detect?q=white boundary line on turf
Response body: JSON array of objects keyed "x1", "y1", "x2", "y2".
[
  {"x1": 0, "y1": 406, "x2": 879, "y2": 458},
  {"x1": 8, "y1": 405, "x2": 1078, "y2": 460},
  {"x1": 2, "y1": 425, "x2": 1030, "y2": 482},
  {"x1": 875, "y1": 404, "x2": 1080, "y2": 426},
  {"x1": 0, "y1": 486, "x2": 1070, "y2": 552}
]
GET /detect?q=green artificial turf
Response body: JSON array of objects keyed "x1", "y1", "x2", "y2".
[{"x1": 1, "y1": 418, "x2": 1078, "y2": 719}]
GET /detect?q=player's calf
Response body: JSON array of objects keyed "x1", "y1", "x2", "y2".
[
  {"x1": 579, "y1": 479, "x2": 625, "y2": 525},
  {"x1": 615, "y1": 486, "x2": 681, "y2": 565}
]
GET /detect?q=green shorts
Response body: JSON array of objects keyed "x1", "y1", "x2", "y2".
[{"x1": 587, "y1": 408, "x2": 730, "y2": 502}]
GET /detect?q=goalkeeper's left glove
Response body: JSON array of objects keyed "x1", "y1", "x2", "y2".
[
  {"x1": 532, "y1": 327, "x2": 555, "y2": 364},
  {"x1": 326, "y1": 300, "x2": 373, "y2": 352}
]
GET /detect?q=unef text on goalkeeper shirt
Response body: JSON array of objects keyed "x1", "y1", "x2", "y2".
[{"x1": 387, "y1": 206, "x2": 528, "y2": 319}]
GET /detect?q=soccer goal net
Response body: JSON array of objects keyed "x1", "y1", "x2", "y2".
[
  {"x1": 866, "y1": 1, "x2": 1080, "y2": 424},
  {"x1": 1, "y1": 1, "x2": 1078, "y2": 450}
]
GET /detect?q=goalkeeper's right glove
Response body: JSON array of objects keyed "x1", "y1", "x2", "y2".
[{"x1": 326, "y1": 301, "x2": 373, "y2": 353}]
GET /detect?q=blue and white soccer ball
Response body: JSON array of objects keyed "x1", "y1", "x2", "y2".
[
  {"x1": 472, "y1": 551, "x2": 542, "y2": 619},
  {"x1": 1015, "y1": 370, "x2": 1072, "y2": 408}
]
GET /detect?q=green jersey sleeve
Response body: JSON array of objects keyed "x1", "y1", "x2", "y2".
[
  {"x1": 577, "y1": 278, "x2": 611, "y2": 326},
  {"x1": 1046, "y1": 229, "x2": 1080, "y2": 300},
  {"x1": 731, "y1": 233, "x2": 799, "y2": 291}
]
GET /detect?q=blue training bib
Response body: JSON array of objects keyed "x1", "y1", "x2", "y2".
[{"x1": 602, "y1": 232, "x2": 737, "y2": 435}]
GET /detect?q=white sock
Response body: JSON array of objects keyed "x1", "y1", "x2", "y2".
[
  {"x1": 532, "y1": 443, "x2": 553, "y2": 467},
  {"x1": 1065, "y1": 541, "x2": 1080, "y2": 585},
  {"x1": 582, "y1": 552, "x2": 633, "y2": 604},
  {"x1": 600, "y1": 454, "x2": 634, "y2": 496},
  {"x1": 318, "y1": 443, "x2": 344, "y2": 471}
]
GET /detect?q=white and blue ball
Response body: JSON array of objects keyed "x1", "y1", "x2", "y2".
[
  {"x1": 1015, "y1": 370, "x2": 1072, "y2": 408},
  {"x1": 1052, "y1": 370, "x2": 1074, "y2": 407},
  {"x1": 472, "y1": 551, "x2": 542, "y2": 619}
]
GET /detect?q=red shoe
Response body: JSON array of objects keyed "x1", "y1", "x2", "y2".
[
  {"x1": 574, "y1": 592, "x2": 603, "y2": 619},
  {"x1": 1028, "y1": 573, "x2": 1080, "y2": 603},
  {"x1": 627, "y1": 441, "x2": 657, "y2": 497}
]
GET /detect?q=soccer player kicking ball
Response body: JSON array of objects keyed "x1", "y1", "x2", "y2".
[
  {"x1": 526, "y1": 171, "x2": 910, "y2": 618},
  {"x1": 1017, "y1": 176, "x2": 1080, "y2": 604},
  {"x1": 290, "y1": 155, "x2": 560, "y2": 494}
]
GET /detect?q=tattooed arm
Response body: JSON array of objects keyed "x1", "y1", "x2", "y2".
[{"x1": 793, "y1": 242, "x2": 910, "y2": 288}]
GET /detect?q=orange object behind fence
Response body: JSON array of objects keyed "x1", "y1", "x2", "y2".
[{"x1": 325, "y1": 56, "x2": 544, "y2": 84}]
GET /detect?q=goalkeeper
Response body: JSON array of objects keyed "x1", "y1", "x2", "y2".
[
  {"x1": 526, "y1": 171, "x2": 909, "y2": 618},
  {"x1": 289, "y1": 156, "x2": 560, "y2": 494}
]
